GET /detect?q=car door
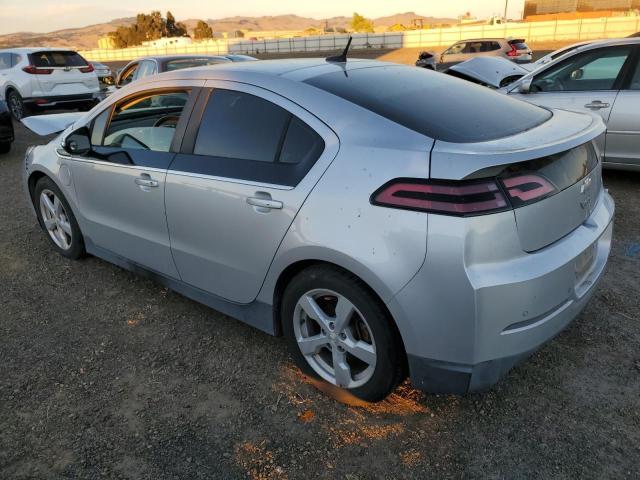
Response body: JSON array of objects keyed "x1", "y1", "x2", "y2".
[
  {"x1": 604, "y1": 49, "x2": 640, "y2": 168},
  {"x1": 165, "y1": 81, "x2": 339, "y2": 303},
  {"x1": 509, "y1": 45, "x2": 635, "y2": 124},
  {"x1": 66, "y1": 83, "x2": 203, "y2": 277}
]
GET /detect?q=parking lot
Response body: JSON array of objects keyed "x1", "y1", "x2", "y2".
[{"x1": 1, "y1": 122, "x2": 639, "y2": 479}]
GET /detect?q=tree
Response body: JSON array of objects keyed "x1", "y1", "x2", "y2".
[
  {"x1": 107, "y1": 11, "x2": 187, "y2": 48},
  {"x1": 166, "y1": 11, "x2": 187, "y2": 37},
  {"x1": 193, "y1": 20, "x2": 214, "y2": 40},
  {"x1": 349, "y1": 13, "x2": 374, "y2": 33}
]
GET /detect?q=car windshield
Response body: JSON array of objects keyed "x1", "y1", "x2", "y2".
[
  {"x1": 304, "y1": 65, "x2": 552, "y2": 143},
  {"x1": 164, "y1": 58, "x2": 228, "y2": 71},
  {"x1": 30, "y1": 51, "x2": 88, "y2": 67}
]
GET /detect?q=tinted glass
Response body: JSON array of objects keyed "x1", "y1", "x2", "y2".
[
  {"x1": 628, "y1": 57, "x2": 640, "y2": 90},
  {"x1": 31, "y1": 51, "x2": 88, "y2": 67},
  {"x1": 305, "y1": 66, "x2": 552, "y2": 143},
  {"x1": 104, "y1": 91, "x2": 189, "y2": 152},
  {"x1": 135, "y1": 60, "x2": 156, "y2": 79},
  {"x1": 194, "y1": 89, "x2": 290, "y2": 162},
  {"x1": 510, "y1": 42, "x2": 529, "y2": 50},
  {"x1": 532, "y1": 46, "x2": 631, "y2": 92},
  {"x1": 279, "y1": 117, "x2": 325, "y2": 164},
  {"x1": 0, "y1": 53, "x2": 9, "y2": 70},
  {"x1": 11, "y1": 54, "x2": 22, "y2": 67},
  {"x1": 164, "y1": 58, "x2": 228, "y2": 71},
  {"x1": 119, "y1": 64, "x2": 138, "y2": 86}
]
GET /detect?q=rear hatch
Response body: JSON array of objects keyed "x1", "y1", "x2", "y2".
[
  {"x1": 28, "y1": 51, "x2": 98, "y2": 96},
  {"x1": 430, "y1": 108, "x2": 606, "y2": 252},
  {"x1": 507, "y1": 39, "x2": 532, "y2": 59}
]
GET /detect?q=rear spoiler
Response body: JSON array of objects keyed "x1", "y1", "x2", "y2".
[
  {"x1": 508, "y1": 39, "x2": 526, "y2": 44},
  {"x1": 21, "y1": 112, "x2": 83, "y2": 136}
]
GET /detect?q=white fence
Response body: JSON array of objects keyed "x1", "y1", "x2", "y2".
[{"x1": 79, "y1": 15, "x2": 640, "y2": 62}]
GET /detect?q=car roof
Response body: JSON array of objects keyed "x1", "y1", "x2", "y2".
[
  {"x1": 132, "y1": 54, "x2": 231, "y2": 63},
  {"x1": 146, "y1": 57, "x2": 384, "y2": 82},
  {"x1": 0, "y1": 47, "x2": 79, "y2": 53},
  {"x1": 571, "y1": 36, "x2": 640, "y2": 50}
]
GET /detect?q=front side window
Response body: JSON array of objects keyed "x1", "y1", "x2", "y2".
[
  {"x1": 135, "y1": 60, "x2": 156, "y2": 79},
  {"x1": 118, "y1": 63, "x2": 138, "y2": 86},
  {"x1": 445, "y1": 43, "x2": 465, "y2": 56},
  {"x1": 103, "y1": 90, "x2": 189, "y2": 152},
  {"x1": 531, "y1": 46, "x2": 631, "y2": 92}
]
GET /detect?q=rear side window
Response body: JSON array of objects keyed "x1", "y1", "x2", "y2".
[
  {"x1": 279, "y1": 117, "x2": 324, "y2": 164},
  {"x1": 305, "y1": 66, "x2": 551, "y2": 143},
  {"x1": 195, "y1": 89, "x2": 290, "y2": 162},
  {"x1": 174, "y1": 89, "x2": 325, "y2": 186},
  {"x1": 30, "y1": 51, "x2": 88, "y2": 67},
  {"x1": 0, "y1": 53, "x2": 9, "y2": 70}
]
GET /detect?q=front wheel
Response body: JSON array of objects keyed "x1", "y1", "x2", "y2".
[
  {"x1": 282, "y1": 265, "x2": 405, "y2": 402},
  {"x1": 34, "y1": 177, "x2": 85, "y2": 259}
]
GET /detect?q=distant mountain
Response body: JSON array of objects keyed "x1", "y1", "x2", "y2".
[{"x1": 0, "y1": 12, "x2": 457, "y2": 50}]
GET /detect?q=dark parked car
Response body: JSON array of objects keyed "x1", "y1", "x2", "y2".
[
  {"x1": 415, "y1": 51, "x2": 437, "y2": 70},
  {"x1": 116, "y1": 54, "x2": 257, "y2": 87},
  {"x1": 0, "y1": 99, "x2": 14, "y2": 153}
]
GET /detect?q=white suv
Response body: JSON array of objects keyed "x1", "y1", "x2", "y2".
[{"x1": 0, "y1": 48, "x2": 100, "y2": 120}]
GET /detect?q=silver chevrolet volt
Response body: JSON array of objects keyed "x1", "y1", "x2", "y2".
[{"x1": 22, "y1": 58, "x2": 614, "y2": 401}]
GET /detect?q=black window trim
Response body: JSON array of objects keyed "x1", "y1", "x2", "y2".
[{"x1": 173, "y1": 86, "x2": 326, "y2": 187}]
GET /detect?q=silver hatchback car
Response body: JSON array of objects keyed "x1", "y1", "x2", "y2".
[{"x1": 23, "y1": 59, "x2": 614, "y2": 401}]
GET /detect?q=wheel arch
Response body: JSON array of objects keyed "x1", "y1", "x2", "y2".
[{"x1": 271, "y1": 259, "x2": 409, "y2": 376}]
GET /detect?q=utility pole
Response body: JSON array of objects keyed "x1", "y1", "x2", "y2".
[{"x1": 504, "y1": 0, "x2": 509, "y2": 21}]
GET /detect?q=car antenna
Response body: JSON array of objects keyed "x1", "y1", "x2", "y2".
[{"x1": 326, "y1": 36, "x2": 353, "y2": 63}]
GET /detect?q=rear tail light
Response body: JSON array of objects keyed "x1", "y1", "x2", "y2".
[
  {"x1": 507, "y1": 44, "x2": 519, "y2": 57},
  {"x1": 371, "y1": 179, "x2": 509, "y2": 216},
  {"x1": 22, "y1": 65, "x2": 53, "y2": 74},
  {"x1": 372, "y1": 173, "x2": 558, "y2": 217},
  {"x1": 79, "y1": 64, "x2": 94, "y2": 73},
  {"x1": 502, "y1": 173, "x2": 557, "y2": 207}
]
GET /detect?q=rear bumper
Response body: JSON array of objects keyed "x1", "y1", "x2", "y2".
[
  {"x1": 23, "y1": 93, "x2": 96, "y2": 108},
  {"x1": 388, "y1": 190, "x2": 614, "y2": 394}
]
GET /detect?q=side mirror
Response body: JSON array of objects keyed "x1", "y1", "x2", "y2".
[
  {"x1": 64, "y1": 127, "x2": 91, "y2": 156},
  {"x1": 519, "y1": 78, "x2": 533, "y2": 94}
]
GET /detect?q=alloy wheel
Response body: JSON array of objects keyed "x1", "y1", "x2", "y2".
[
  {"x1": 293, "y1": 289, "x2": 377, "y2": 389},
  {"x1": 39, "y1": 189, "x2": 72, "y2": 250},
  {"x1": 8, "y1": 93, "x2": 23, "y2": 120}
]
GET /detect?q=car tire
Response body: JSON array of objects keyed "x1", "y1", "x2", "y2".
[
  {"x1": 7, "y1": 90, "x2": 28, "y2": 121},
  {"x1": 0, "y1": 141, "x2": 10, "y2": 154},
  {"x1": 281, "y1": 265, "x2": 405, "y2": 402},
  {"x1": 34, "y1": 176, "x2": 85, "y2": 260}
]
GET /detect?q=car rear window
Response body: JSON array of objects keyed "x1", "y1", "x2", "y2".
[
  {"x1": 304, "y1": 66, "x2": 551, "y2": 143},
  {"x1": 164, "y1": 58, "x2": 228, "y2": 71},
  {"x1": 509, "y1": 40, "x2": 529, "y2": 50},
  {"x1": 30, "y1": 51, "x2": 88, "y2": 67}
]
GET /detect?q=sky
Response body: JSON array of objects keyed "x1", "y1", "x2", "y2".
[{"x1": 0, "y1": 0, "x2": 526, "y2": 35}]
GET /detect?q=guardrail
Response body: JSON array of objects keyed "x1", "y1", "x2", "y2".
[{"x1": 79, "y1": 15, "x2": 640, "y2": 62}]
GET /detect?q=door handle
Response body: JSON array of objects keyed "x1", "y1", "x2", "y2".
[
  {"x1": 585, "y1": 101, "x2": 610, "y2": 109},
  {"x1": 247, "y1": 196, "x2": 283, "y2": 210},
  {"x1": 134, "y1": 174, "x2": 159, "y2": 189}
]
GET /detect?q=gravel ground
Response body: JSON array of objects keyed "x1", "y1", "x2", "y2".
[{"x1": 1, "y1": 123, "x2": 639, "y2": 480}]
